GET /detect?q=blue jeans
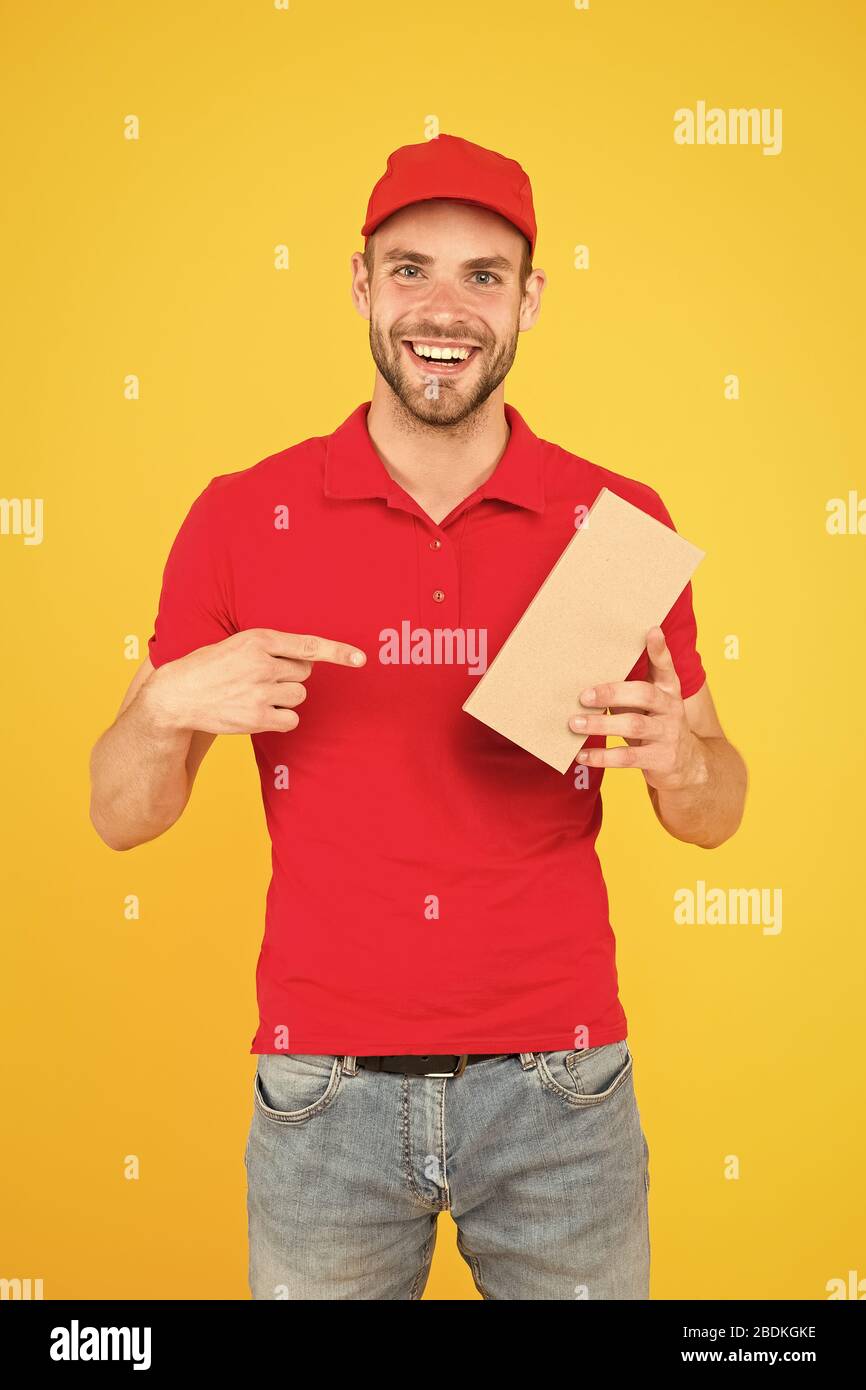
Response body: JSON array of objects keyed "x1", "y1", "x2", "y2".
[{"x1": 244, "y1": 1043, "x2": 650, "y2": 1300}]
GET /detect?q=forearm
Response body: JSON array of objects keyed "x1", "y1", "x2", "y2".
[
  {"x1": 649, "y1": 735, "x2": 747, "y2": 849},
  {"x1": 89, "y1": 678, "x2": 193, "y2": 851}
]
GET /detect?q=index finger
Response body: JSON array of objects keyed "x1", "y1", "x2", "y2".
[{"x1": 259, "y1": 630, "x2": 367, "y2": 667}]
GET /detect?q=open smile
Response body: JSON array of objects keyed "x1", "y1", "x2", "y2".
[{"x1": 401, "y1": 340, "x2": 481, "y2": 375}]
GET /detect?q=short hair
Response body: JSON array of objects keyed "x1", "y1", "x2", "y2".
[{"x1": 363, "y1": 232, "x2": 533, "y2": 293}]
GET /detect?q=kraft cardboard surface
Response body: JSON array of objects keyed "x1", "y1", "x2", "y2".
[{"x1": 462, "y1": 487, "x2": 705, "y2": 773}]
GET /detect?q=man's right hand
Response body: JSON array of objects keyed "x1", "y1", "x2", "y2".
[{"x1": 143, "y1": 629, "x2": 367, "y2": 735}]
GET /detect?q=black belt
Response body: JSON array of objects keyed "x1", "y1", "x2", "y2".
[{"x1": 355, "y1": 1053, "x2": 511, "y2": 1077}]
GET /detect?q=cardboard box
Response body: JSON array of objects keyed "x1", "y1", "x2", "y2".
[{"x1": 462, "y1": 487, "x2": 705, "y2": 772}]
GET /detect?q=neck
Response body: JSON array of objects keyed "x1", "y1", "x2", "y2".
[{"x1": 365, "y1": 380, "x2": 510, "y2": 525}]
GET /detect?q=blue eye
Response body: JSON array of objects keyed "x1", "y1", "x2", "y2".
[{"x1": 393, "y1": 265, "x2": 501, "y2": 285}]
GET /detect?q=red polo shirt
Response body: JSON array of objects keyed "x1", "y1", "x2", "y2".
[{"x1": 147, "y1": 401, "x2": 706, "y2": 1055}]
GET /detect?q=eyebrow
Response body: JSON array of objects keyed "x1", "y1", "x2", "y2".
[{"x1": 379, "y1": 248, "x2": 516, "y2": 273}]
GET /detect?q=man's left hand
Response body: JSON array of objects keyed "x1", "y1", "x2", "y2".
[{"x1": 568, "y1": 626, "x2": 708, "y2": 792}]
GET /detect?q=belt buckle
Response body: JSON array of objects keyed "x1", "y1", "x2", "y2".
[{"x1": 423, "y1": 1054, "x2": 469, "y2": 1078}]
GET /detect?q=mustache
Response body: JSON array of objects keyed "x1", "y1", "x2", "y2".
[{"x1": 394, "y1": 329, "x2": 487, "y2": 347}]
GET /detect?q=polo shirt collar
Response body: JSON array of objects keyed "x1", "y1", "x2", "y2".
[{"x1": 323, "y1": 401, "x2": 546, "y2": 514}]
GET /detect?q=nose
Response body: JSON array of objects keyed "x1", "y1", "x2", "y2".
[{"x1": 420, "y1": 275, "x2": 472, "y2": 323}]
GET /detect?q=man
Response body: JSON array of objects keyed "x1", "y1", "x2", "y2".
[{"x1": 89, "y1": 134, "x2": 747, "y2": 1300}]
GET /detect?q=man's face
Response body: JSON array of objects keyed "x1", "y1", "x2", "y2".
[{"x1": 356, "y1": 200, "x2": 539, "y2": 427}]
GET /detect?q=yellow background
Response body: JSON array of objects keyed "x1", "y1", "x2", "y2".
[{"x1": 1, "y1": 0, "x2": 863, "y2": 1300}]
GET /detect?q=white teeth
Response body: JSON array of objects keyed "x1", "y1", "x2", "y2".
[{"x1": 411, "y1": 342, "x2": 473, "y2": 361}]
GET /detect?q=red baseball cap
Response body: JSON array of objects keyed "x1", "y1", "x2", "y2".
[{"x1": 361, "y1": 133, "x2": 537, "y2": 257}]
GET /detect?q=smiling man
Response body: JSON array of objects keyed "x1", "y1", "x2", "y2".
[{"x1": 89, "y1": 133, "x2": 747, "y2": 1301}]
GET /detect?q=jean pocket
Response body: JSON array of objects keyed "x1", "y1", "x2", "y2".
[
  {"x1": 535, "y1": 1041, "x2": 632, "y2": 1106},
  {"x1": 252, "y1": 1052, "x2": 343, "y2": 1125}
]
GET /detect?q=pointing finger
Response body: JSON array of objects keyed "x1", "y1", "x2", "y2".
[{"x1": 257, "y1": 630, "x2": 367, "y2": 667}]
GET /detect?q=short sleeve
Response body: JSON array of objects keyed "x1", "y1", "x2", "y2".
[
  {"x1": 625, "y1": 490, "x2": 706, "y2": 699},
  {"x1": 147, "y1": 479, "x2": 237, "y2": 669}
]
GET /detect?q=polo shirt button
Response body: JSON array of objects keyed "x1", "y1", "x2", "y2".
[
  {"x1": 432, "y1": 589, "x2": 446, "y2": 602},
  {"x1": 429, "y1": 538, "x2": 442, "y2": 550}
]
